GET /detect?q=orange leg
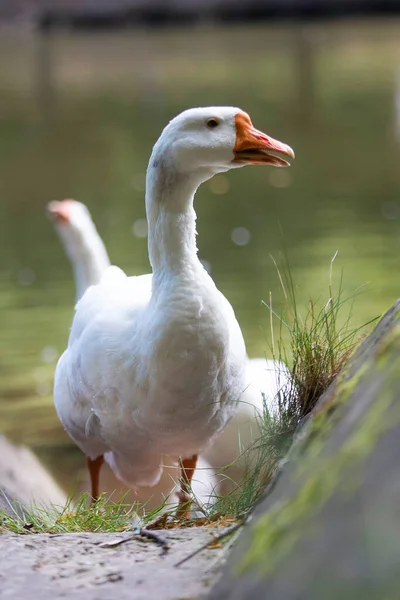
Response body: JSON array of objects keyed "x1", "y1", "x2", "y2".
[
  {"x1": 86, "y1": 455, "x2": 104, "y2": 502},
  {"x1": 176, "y1": 454, "x2": 198, "y2": 519}
]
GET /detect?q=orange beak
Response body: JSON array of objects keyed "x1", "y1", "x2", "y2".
[
  {"x1": 47, "y1": 200, "x2": 72, "y2": 224},
  {"x1": 233, "y1": 112, "x2": 295, "y2": 167}
]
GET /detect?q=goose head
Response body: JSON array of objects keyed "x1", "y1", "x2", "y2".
[
  {"x1": 149, "y1": 106, "x2": 294, "y2": 186},
  {"x1": 47, "y1": 199, "x2": 96, "y2": 246},
  {"x1": 47, "y1": 199, "x2": 110, "y2": 300},
  {"x1": 47, "y1": 199, "x2": 102, "y2": 264}
]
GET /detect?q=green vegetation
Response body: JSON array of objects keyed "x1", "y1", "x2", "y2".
[
  {"x1": 266, "y1": 251, "x2": 375, "y2": 431},
  {"x1": 0, "y1": 492, "x2": 168, "y2": 535},
  {"x1": 1, "y1": 493, "x2": 130, "y2": 534},
  {"x1": 207, "y1": 254, "x2": 374, "y2": 519}
]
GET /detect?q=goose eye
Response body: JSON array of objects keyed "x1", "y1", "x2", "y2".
[{"x1": 206, "y1": 118, "x2": 219, "y2": 129}]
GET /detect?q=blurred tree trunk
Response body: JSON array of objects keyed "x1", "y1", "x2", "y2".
[
  {"x1": 293, "y1": 25, "x2": 316, "y2": 126},
  {"x1": 35, "y1": 28, "x2": 56, "y2": 121}
]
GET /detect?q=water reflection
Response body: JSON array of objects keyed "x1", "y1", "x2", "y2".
[
  {"x1": 132, "y1": 218, "x2": 148, "y2": 238},
  {"x1": 231, "y1": 227, "x2": 251, "y2": 246},
  {"x1": 0, "y1": 20, "x2": 399, "y2": 490}
]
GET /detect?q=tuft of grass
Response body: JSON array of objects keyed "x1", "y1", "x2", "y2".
[
  {"x1": 0, "y1": 490, "x2": 240, "y2": 535},
  {"x1": 209, "y1": 395, "x2": 282, "y2": 519},
  {"x1": 0, "y1": 492, "x2": 142, "y2": 534},
  {"x1": 211, "y1": 252, "x2": 376, "y2": 519},
  {"x1": 266, "y1": 251, "x2": 376, "y2": 433}
]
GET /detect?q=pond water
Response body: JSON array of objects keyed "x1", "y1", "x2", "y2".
[{"x1": 0, "y1": 19, "x2": 399, "y2": 490}]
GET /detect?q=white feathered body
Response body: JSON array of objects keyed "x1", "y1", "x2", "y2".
[
  {"x1": 53, "y1": 106, "x2": 294, "y2": 501},
  {"x1": 54, "y1": 263, "x2": 246, "y2": 489}
]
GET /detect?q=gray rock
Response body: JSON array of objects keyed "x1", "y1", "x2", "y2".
[
  {"x1": 208, "y1": 299, "x2": 400, "y2": 600},
  {"x1": 0, "y1": 436, "x2": 66, "y2": 515}
]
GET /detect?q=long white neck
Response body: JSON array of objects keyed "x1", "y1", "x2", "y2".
[
  {"x1": 146, "y1": 160, "x2": 204, "y2": 277},
  {"x1": 59, "y1": 223, "x2": 110, "y2": 301}
]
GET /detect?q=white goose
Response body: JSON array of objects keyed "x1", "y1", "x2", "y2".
[
  {"x1": 47, "y1": 199, "x2": 217, "y2": 510},
  {"x1": 53, "y1": 107, "x2": 294, "y2": 516}
]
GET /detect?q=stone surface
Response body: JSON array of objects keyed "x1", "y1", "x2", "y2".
[
  {"x1": 0, "y1": 527, "x2": 226, "y2": 600},
  {"x1": 208, "y1": 300, "x2": 400, "y2": 600},
  {"x1": 0, "y1": 436, "x2": 66, "y2": 514}
]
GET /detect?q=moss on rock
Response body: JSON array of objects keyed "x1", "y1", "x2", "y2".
[{"x1": 209, "y1": 299, "x2": 400, "y2": 600}]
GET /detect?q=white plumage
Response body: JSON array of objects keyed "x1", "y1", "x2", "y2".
[
  {"x1": 47, "y1": 199, "x2": 217, "y2": 509},
  {"x1": 47, "y1": 200, "x2": 110, "y2": 302},
  {"x1": 52, "y1": 106, "x2": 294, "y2": 514}
]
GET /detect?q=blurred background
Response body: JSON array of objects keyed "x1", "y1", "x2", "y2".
[{"x1": 0, "y1": 0, "x2": 400, "y2": 492}]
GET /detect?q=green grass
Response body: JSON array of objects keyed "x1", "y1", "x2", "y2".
[
  {"x1": 1, "y1": 493, "x2": 135, "y2": 534},
  {"x1": 0, "y1": 491, "x2": 181, "y2": 535},
  {"x1": 266, "y1": 251, "x2": 372, "y2": 427},
  {"x1": 0, "y1": 489, "x2": 238, "y2": 535},
  {"x1": 210, "y1": 253, "x2": 376, "y2": 519}
]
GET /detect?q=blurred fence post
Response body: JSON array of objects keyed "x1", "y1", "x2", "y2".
[
  {"x1": 394, "y1": 66, "x2": 400, "y2": 143},
  {"x1": 35, "y1": 28, "x2": 56, "y2": 120},
  {"x1": 293, "y1": 25, "x2": 316, "y2": 125}
]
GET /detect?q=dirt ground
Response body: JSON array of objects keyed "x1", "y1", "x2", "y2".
[{"x1": 0, "y1": 527, "x2": 228, "y2": 599}]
